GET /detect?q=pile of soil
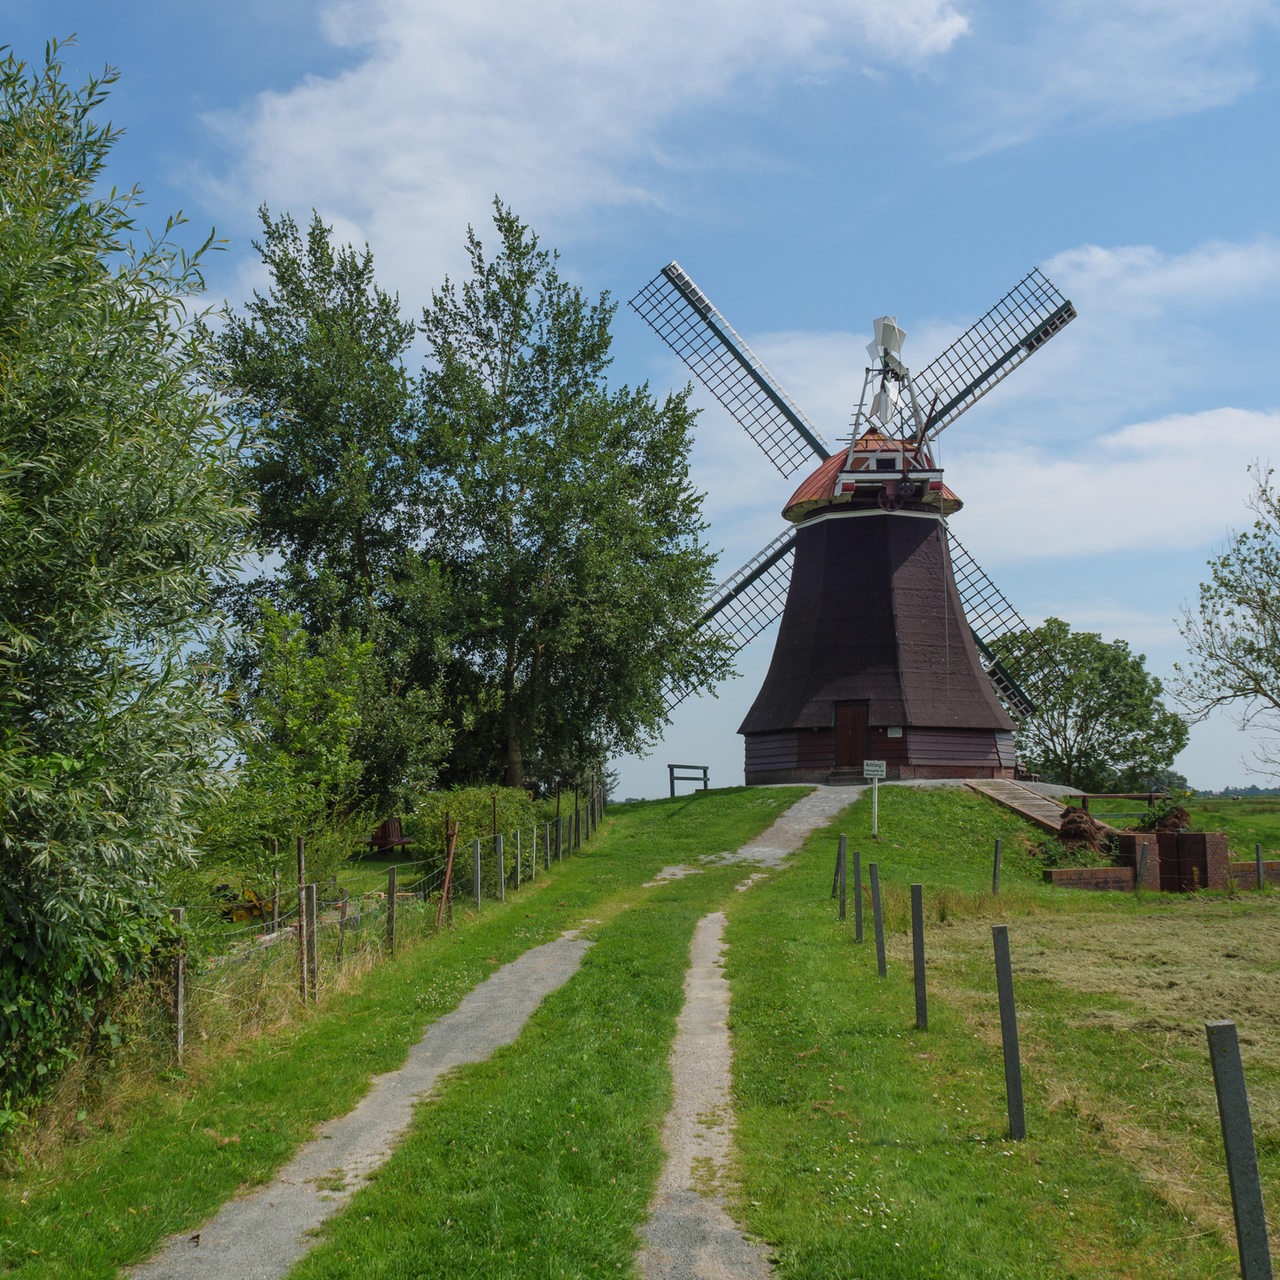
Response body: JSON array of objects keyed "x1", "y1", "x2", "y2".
[{"x1": 1057, "y1": 806, "x2": 1107, "y2": 851}]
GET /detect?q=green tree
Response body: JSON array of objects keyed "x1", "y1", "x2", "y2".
[
  {"x1": 420, "y1": 202, "x2": 731, "y2": 789},
  {"x1": 1174, "y1": 463, "x2": 1280, "y2": 776},
  {"x1": 991, "y1": 618, "x2": 1188, "y2": 791},
  {"x1": 199, "y1": 606, "x2": 375, "y2": 893},
  {"x1": 204, "y1": 208, "x2": 449, "y2": 816},
  {"x1": 0, "y1": 47, "x2": 251, "y2": 1111}
]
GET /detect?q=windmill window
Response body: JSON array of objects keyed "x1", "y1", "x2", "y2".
[{"x1": 874, "y1": 455, "x2": 900, "y2": 471}]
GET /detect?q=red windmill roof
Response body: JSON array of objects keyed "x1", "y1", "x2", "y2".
[{"x1": 782, "y1": 430, "x2": 961, "y2": 523}]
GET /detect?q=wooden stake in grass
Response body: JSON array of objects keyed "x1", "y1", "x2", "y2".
[
  {"x1": 170, "y1": 906, "x2": 185, "y2": 1065},
  {"x1": 386, "y1": 866, "x2": 397, "y2": 955},
  {"x1": 473, "y1": 838, "x2": 482, "y2": 909},
  {"x1": 911, "y1": 884, "x2": 927, "y2": 1031},
  {"x1": 992, "y1": 838, "x2": 1002, "y2": 896},
  {"x1": 1206, "y1": 1019, "x2": 1274, "y2": 1280},
  {"x1": 838, "y1": 836, "x2": 847, "y2": 922},
  {"x1": 297, "y1": 837, "x2": 308, "y2": 1004},
  {"x1": 496, "y1": 833, "x2": 506, "y2": 904},
  {"x1": 992, "y1": 924, "x2": 1025, "y2": 1140},
  {"x1": 436, "y1": 821, "x2": 459, "y2": 933},
  {"x1": 853, "y1": 849, "x2": 863, "y2": 943},
  {"x1": 870, "y1": 863, "x2": 886, "y2": 978},
  {"x1": 1257, "y1": 844, "x2": 1266, "y2": 891},
  {"x1": 305, "y1": 883, "x2": 319, "y2": 1003}
]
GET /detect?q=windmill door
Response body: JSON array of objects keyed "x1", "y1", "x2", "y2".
[{"x1": 834, "y1": 702, "x2": 870, "y2": 769}]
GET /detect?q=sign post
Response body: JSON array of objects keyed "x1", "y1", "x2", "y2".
[{"x1": 864, "y1": 760, "x2": 886, "y2": 837}]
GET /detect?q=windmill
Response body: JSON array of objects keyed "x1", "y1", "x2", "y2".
[{"x1": 630, "y1": 262, "x2": 1076, "y2": 783}]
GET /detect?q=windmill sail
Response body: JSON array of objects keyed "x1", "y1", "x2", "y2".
[
  {"x1": 630, "y1": 262, "x2": 828, "y2": 477},
  {"x1": 664, "y1": 529, "x2": 796, "y2": 711},
  {"x1": 945, "y1": 530, "x2": 1060, "y2": 719},
  {"x1": 701, "y1": 527, "x2": 796, "y2": 640},
  {"x1": 901, "y1": 269, "x2": 1076, "y2": 442}
]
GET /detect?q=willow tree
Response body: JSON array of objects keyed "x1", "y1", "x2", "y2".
[
  {"x1": 421, "y1": 202, "x2": 731, "y2": 788},
  {"x1": 0, "y1": 47, "x2": 250, "y2": 1110}
]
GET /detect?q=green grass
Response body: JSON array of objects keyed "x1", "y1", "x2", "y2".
[
  {"x1": 725, "y1": 784, "x2": 1278, "y2": 1278},
  {"x1": 8, "y1": 782, "x2": 1278, "y2": 1279},
  {"x1": 0, "y1": 787, "x2": 804, "y2": 1278}
]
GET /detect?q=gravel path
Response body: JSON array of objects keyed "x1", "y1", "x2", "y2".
[
  {"x1": 125, "y1": 931, "x2": 593, "y2": 1280},
  {"x1": 637, "y1": 784, "x2": 857, "y2": 1279}
]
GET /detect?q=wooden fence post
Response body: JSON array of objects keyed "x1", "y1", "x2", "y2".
[
  {"x1": 171, "y1": 906, "x2": 185, "y2": 1065},
  {"x1": 870, "y1": 863, "x2": 886, "y2": 978},
  {"x1": 545, "y1": 821, "x2": 552, "y2": 870},
  {"x1": 271, "y1": 866, "x2": 280, "y2": 935},
  {"x1": 436, "y1": 822, "x2": 459, "y2": 933},
  {"x1": 473, "y1": 838, "x2": 482, "y2": 909},
  {"x1": 297, "y1": 837, "x2": 308, "y2": 1004},
  {"x1": 305, "y1": 883, "x2": 319, "y2": 1003},
  {"x1": 1206, "y1": 1020, "x2": 1274, "y2": 1279},
  {"x1": 853, "y1": 850, "x2": 863, "y2": 943},
  {"x1": 992, "y1": 924, "x2": 1025, "y2": 1140},
  {"x1": 992, "y1": 838, "x2": 1002, "y2": 896},
  {"x1": 1257, "y1": 844, "x2": 1266, "y2": 891},
  {"x1": 386, "y1": 866, "x2": 397, "y2": 954},
  {"x1": 837, "y1": 835, "x2": 847, "y2": 922},
  {"x1": 337, "y1": 889, "x2": 349, "y2": 964},
  {"x1": 911, "y1": 884, "x2": 927, "y2": 1031},
  {"x1": 496, "y1": 834, "x2": 506, "y2": 904}
]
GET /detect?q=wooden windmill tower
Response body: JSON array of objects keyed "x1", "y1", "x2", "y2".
[{"x1": 630, "y1": 264, "x2": 1076, "y2": 783}]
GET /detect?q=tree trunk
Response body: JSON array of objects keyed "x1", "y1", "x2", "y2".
[{"x1": 503, "y1": 698, "x2": 525, "y2": 788}]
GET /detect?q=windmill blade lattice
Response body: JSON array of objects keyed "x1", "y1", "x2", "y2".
[
  {"x1": 630, "y1": 262, "x2": 828, "y2": 477},
  {"x1": 946, "y1": 530, "x2": 1064, "y2": 720},
  {"x1": 664, "y1": 528, "x2": 796, "y2": 711},
  {"x1": 899, "y1": 269, "x2": 1076, "y2": 442}
]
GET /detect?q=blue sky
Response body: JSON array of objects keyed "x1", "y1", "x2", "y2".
[{"x1": 10, "y1": 1, "x2": 1280, "y2": 796}]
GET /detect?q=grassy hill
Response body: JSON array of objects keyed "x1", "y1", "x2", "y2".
[{"x1": 3, "y1": 784, "x2": 1277, "y2": 1278}]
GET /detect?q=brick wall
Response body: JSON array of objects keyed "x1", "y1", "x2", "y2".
[
  {"x1": 1060, "y1": 832, "x2": 1230, "y2": 893},
  {"x1": 1043, "y1": 866, "x2": 1136, "y2": 891},
  {"x1": 1114, "y1": 833, "x2": 1160, "y2": 889},
  {"x1": 1227, "y1": 859, "x2": 1280, "y2": 888}
]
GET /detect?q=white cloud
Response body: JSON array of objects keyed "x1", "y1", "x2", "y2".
[
  {"x1": 198, "y1": 0, "x2": 969, "y2": 298},
  {"x1": 948, "y1": 406, "x2": 1280, "y2": 565},
  {"x1": 956, "y1": 0, "x2": 1279, "y2": 150}
]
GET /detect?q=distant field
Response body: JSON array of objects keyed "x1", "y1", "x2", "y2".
[
  {"x1": 1072, "y1": 795, "x2": 1280, "y2": 857},
  {"x1": 1187, "y1": 796, "x2": 1280, "y2": 855}
]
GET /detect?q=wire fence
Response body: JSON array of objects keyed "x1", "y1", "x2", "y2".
[{"x1": 162, "y1": 786, "x2": 606, "y2": 1068}]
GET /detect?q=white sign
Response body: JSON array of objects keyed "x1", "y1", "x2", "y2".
[{"x1": 863, "y1": 759, "x2": 887, "y2": 779}]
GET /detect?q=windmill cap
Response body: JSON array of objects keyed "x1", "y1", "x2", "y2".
[{"x1": 782, "y1": 431, "x2": 961, "y2": 523}]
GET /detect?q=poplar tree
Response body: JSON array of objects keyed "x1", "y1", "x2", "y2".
[{"x1": 421, "y1": 202, "x2": 731, "y2": 788}]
